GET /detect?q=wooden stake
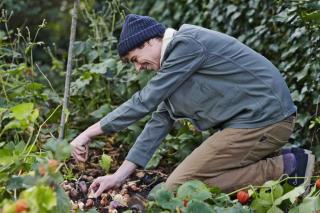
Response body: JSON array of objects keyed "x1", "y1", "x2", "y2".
[{"x1": 59, "y1": 0, "x2": 79, "y2": 140}]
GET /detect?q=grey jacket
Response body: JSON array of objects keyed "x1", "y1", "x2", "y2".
[{"x1": 100, "y1": 24, "x2": 296, "y2": 167}]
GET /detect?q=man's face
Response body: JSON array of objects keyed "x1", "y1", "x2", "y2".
[{"x1": 125, "y1": 38, "x2": 162, "y2": 72}]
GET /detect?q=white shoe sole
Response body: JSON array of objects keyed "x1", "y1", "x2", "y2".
[{"x1": 304, "y1": 153, "x2": 315, "y2": 186}]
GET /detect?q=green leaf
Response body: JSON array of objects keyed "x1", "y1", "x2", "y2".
[
  {"x1": 155, "y1": 188, "x2": 182, "y2": 211},
  {"x1": 2, "y1": 120, "x2": 22, "y2": 132},
  {"x1": 10, "y1": 103, "x2": 34, "y2": 120},
  {"x1": 21, "y1": 185, "x2": 57, "y2": 213},
  {"x1": 251, "y1": 198, "x2": 271, "y2": 213},
  {"x1": 274, "y1": 10, "x2": 288, "y2": 22},
  {"x1": 89, "y1": 59, "x2": 116, "y2": 74},
  {"x1": 127, "y1": 123, "x2": 142, "y2": 138},
  {"x1": 0, "y1": 146, "x2": 16, "y2": 165},
  {"x1": 54, "y1": 186, "x2": 71, "y2": 213},
  {"x1": 90, "y1": 62, "x2": 107, "y2": 74},
  {"x1": 26, "y1": 82, "x2": 44, "y2": 91},
  {"x1": 177, "y1": 133, "x2": 194, "y2": 141},
  {"x1": 88, "y1": 50, "x2": 99, "y2": 62},
  {"x1": 186, "y1": 200, "x2": 214, "y2": 213},
  {"x1": 99, "y1": 154, "x2": 112, "y2": 173},
  {"x1": 301, "y1": 10, "x2": 320, "y2": 25},
  {"x1": 43, "y1": 139, "x2": 71, "y2": 162},
  {"x1": 214, "y1": 202, "x2": 252, "y2": 212},
  {"x1": 209, "y1": 186, "x2": 221, "y2": 195},
  {"x1": 90, "y1": 104, "x2": 112, "y2": 118},
  {"x1": 7, "y1": 175, "x2": 36, "y2": 190},
  {"x1": 30, "y1": 108, "x2": 39, "y2": 122},
  {"x1": 70, "y1": 74, "x2": 92, "y2": 95},
  {"x1": 274, "y1": 185, "x2": 305, "y2": 206},
  {"x1": 146, "y1": 149, "x2": 163, "y2": 169},
  {"x1": 177, "y1": 180, "x2": 211, "y2": 202},
  {"x1": 73, "y1": 41, "x2": 86, "y2": 56},
  {"x1": 267, "y1": 206, "x2": 283, "y2": 213},
  {"x1": 0, "y1": 107, "x2": 7, "y2": 116},
  {"x1": 259, "y1": 182, "x2": 284, "y2": 202},
  {"x1": 297, "y1": 197, "x2": 320, "y2": 212},
  {"x1": 148, "y1": 182, "x2": 165, "y2": 200},
  {"x1": 0, "y1": 30, "x2": 6, "y2": 40},
  {"x1": 104, "y1": 58, "x2": 117, "y2": 69},
  {"x1": 294, "y1": 64, "x2": 309, "y2": 81},
  {"x1": 1, "y1": 199, "x2": 15, "y2": 213},
  {"x1": 288, "y1": 206, "x2": 299, "y2": 213}
]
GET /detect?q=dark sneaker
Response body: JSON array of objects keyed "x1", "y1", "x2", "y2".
[
  {"x1": 287, "y1": 152, "x2": 315, "y2": 187},
  {"x1": 282, "y1": 147, "x2": 312, "y2": 155}
]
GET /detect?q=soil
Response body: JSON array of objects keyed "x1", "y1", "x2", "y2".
[{"x1": 62, "y1": 141, "x2": 167, "y2": 213}]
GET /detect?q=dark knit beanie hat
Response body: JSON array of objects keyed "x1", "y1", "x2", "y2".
[{"x1": 118, "y1": 14, "x2": 166, "y2": 57}]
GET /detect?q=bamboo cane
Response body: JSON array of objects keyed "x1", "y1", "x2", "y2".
[{"x1": 59, "y1": 0, "x2": 80, "y2": 140}]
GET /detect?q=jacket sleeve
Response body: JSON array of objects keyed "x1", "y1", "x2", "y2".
[
  {"x1": 125, "y1": 102, "x2": 174, "y2": 167},
  {"x1": 99, "y1": 36, "x2": 206, "y2": 134}
]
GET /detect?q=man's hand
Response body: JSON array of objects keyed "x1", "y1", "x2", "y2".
[
  {"x1": 89, "y1": 175, "x2": 122, "y2": 198},
  {"x1": 89, "y1": 160, "x2": 138, "y2": 198},
  {"x1": 70, "y1": 133, "x2": 91, "y2": 162},
  {"x1": 70, "y1": 122, "x2": 104, "y2": 162}
]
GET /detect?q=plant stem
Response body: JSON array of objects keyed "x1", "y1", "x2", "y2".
[
  {"x1": 0, "y1": 75, "x2": 9, "y2": 102},
  {"x1": 35, "y1": 63, "x2": 56, "y2": 93},
  {"x1": 24, "y1": 104, "x2": 61, "y2": 161},
  {"x1": 216, "y1": 175, "x2": 320, "y2": 200}
]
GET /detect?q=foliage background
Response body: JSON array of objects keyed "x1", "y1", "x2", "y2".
[{"x1": 0, "y1": 0, "x2": 319, "y2": 203}]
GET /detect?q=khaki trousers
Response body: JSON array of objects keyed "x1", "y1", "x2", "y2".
[{"x1": 165, "y1": 116, "x2": 295, "y2": 193}]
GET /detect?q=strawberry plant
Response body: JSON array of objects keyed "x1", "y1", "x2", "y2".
[{"x1": 147, "y1": 180, "x2": 252, "y2": 212}]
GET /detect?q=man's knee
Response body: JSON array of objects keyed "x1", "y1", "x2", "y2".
[
  {"x1": 164, "y1": 177, "x2": 179, "y2": 192},
  {"x1": 164, "y1": 172, "x2": 191, "y2": 192}
]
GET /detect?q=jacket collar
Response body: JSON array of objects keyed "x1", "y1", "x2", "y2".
[{"x1": 160, "y1": 28, "x2": 177, "y2": 65}]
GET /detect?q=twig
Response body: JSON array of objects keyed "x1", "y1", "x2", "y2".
[{"x1": 35, "y1": 63, "x2": 56, "y2": 93}]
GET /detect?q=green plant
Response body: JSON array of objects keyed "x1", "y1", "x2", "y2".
[
  {"x1": 99, "y1": 153, "x2": 112, "y2": 173},
  {"x1": 0, "y1": 138, "x2": 72, "y2": 212},
  {"x1": 0, "y1": 11, "x2": 72, "y2": 211},
  {"x1": 147, "y1": 180, "x2": 252, "y2": 212}
]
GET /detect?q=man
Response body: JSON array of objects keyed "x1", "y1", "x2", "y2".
[{"x1": 71, "y1": 14, "x2": 314, "y2": 198}]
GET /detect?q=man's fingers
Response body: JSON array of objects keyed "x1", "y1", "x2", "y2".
[
  {"x1": 77, "y1": 154, "x2": 87, "y2": 162},
  {"x1": 89, "y1": 180, "x2": 100, "y2": 191},
  {"x1": 73, "y1": 153, "x2": 86, "y2": 162},
  {"x1": 71, "y1": 145, "x2": 88, "y2": 161},
  {"x1": 73, "y1": 145, "x2": 86, "y2": 152},
  {"x1": 78, "y1": 145, "x2": 87, "y2": 152},
  {"x1": 85, "y1": 144, "x2": 89, "y2": 161},
  {"x1": 94, "y1": 185, "x2": 106, "y2": 198},
  {"x1": 74, "y1": 148, "x2": 86, "y2": 155}
]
